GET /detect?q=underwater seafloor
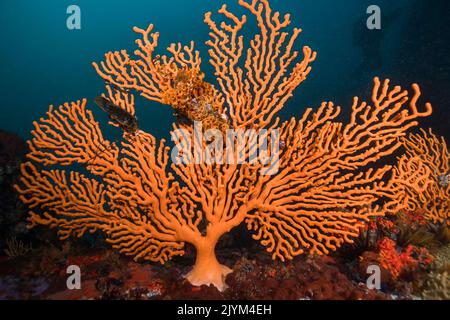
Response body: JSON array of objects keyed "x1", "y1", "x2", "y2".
[
  {"x1": 0, "y1": 137, "x2": 448, "y2": 300},
  {"x1": 1, "y1": 0, "x2": 450, "y2": 301}
]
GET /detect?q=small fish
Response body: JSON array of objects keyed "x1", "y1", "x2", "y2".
[{"x1": 94, "y1": 96, "x2": 139, "y2": 135}]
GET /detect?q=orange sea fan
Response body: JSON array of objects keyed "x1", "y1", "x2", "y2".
[
  {"x1": 393, "y1": 129, "x2": 450, "y2": 226},
  {"x1": 15, "y1": 0, "x2": 433, "y2": 291}
]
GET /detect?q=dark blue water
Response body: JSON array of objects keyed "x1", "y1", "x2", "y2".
[{"x1": 1, "y1": 0, "x2": 449, "y2": 142}]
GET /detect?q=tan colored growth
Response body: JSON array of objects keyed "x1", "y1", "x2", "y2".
[{"x1": 16, "y1": 0, "x2": 432, "y2": 291}]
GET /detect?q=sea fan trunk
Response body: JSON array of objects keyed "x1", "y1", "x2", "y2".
[{"x1": 185, "y1": 239, "x2": 232, "y2": 292}]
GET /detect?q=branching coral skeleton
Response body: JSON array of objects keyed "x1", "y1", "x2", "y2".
[{"x1": 15, "y1": 0, "x2": 432, "y2": 291}]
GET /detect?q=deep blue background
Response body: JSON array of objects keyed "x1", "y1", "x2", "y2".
[{"x1": 0, "y1": 0, "x2": 449, "y2": 142}]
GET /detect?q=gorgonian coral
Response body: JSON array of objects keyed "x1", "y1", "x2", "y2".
[
  {"x1": 15, "y1": 0, "x2": 432, "y2": 291},
  {"x1": 393, "y1": 129, "x2": 449, "y2": 226}
]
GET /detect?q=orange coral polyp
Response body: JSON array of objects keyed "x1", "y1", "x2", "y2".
[
  {"x1": 16, "y1": 0, "x2": 433, "y2": 291},
  {"x1": 377, "y1": 237, "x2": 434, "y2": 279}
]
